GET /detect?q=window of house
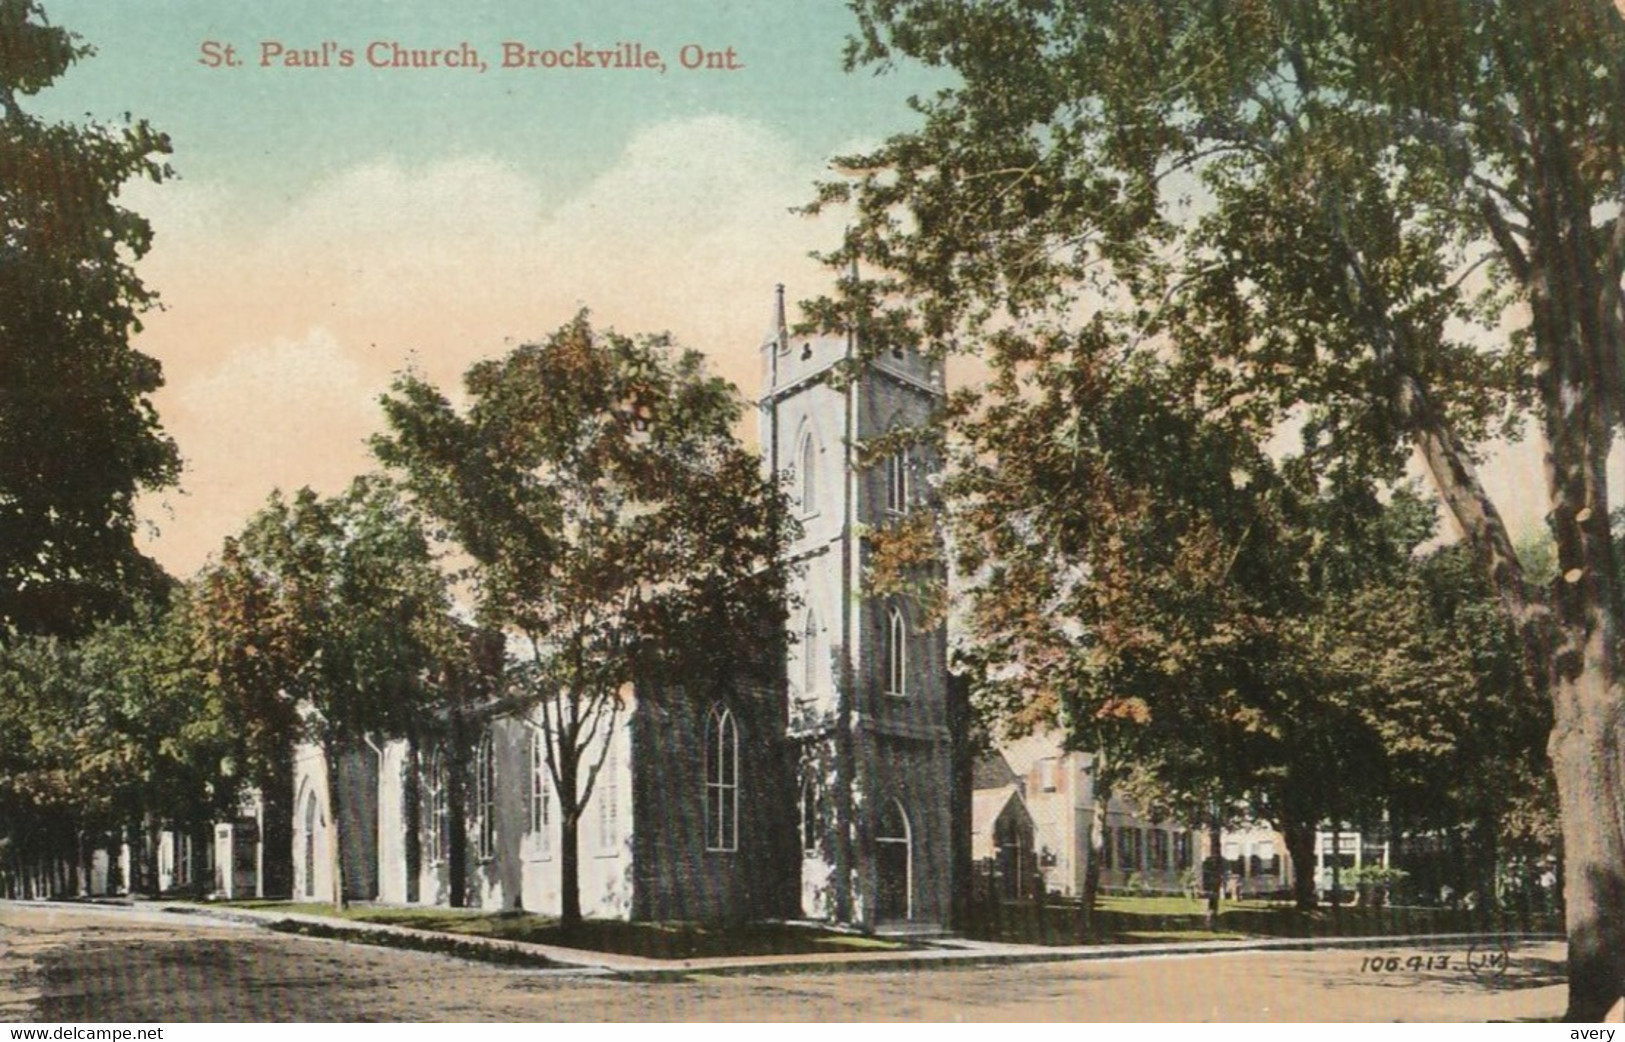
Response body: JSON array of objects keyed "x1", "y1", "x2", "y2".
[
  {"x1": 1174, "y1": 831, "x2": 1193, "y2": 870},
  {"x1": 597, "y1": 739, "x2": 620, "y2": 854},
  {"x1": 1037, "y1": 758, "x2": 1058, "y2": 792},
  {"x1": 705, "y1": 706, "x2": 739, "y2": 852},
  {"x1": 885, "y1": 606, "x2": 907, "y2": 697},
  {"x1": 885, "y1": 446, "x2": 910, "y2": 514},
  {"x1": 1116, "y1": 826, "x2": 1137, "y2": 870},
  {"x1": 1150, "y1": 829, "x2": 1169, "y2": 870},
  {"x1": 529, "y1": 730, "x2": 551, "y2": 856},
  {"x1": 475, "y1": 733, "x2": 496, "y2": 862},
  {"x1": 803, "y1": 609, "x2": 820, "y2": 695}
]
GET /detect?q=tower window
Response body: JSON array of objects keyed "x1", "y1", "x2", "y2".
[
  {"x1": 885, "y1": 447, "x2": 910, "y2": 514},
  {"x1": 802, "y1": 609, "x2": 820, "y2": 695},
  {"x1": 705, "y1": 706, "x2": 739, "y2": 852},
  {"x1": 800, "y1": 772, "x2": 820, "y2": 857},
  {"x1": 799, "y1": 432, "x2": 818, "y2": 514},
  {"x1": 886, "y1": 606, "x2": 907, "y2": 697}
]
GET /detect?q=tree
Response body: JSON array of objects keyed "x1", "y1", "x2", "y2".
[
  {"x1": 0, "y1": 0, "x2": 180, "y2": 639},
  {"x1": 190, "y1": 477, "x2": 461, "y2": 910},
  {"x1": 0, "y1": 597, "x2": 233, "y2": 898},
  {"x1": 818, "y1": 0, "x2": 1624, "y2": 1015},
  {"x1": 375, "y1": 311, "x2": 790, "y2": 928},
  {"x1": 938, "y1": 334, "x2": 1302, "y2": 923}
]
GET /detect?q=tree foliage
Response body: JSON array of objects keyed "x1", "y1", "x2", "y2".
[
  {"x1": 375, "y1": 311, "x2": 791, "y2": 926},
  {"x1": 0, "y1": 0, "x2": 179, "y2": 638},
  {"x1": 187, "y1": 476, "x2": 464, "y2": 907},
  {"x1": 815, "y1": 1, "x2": 1616, "y2": 1006},
  {"x1": 0, "y1": 596, "x2": 234, "y2": 896}
]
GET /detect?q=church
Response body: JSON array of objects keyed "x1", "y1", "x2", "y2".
[{"x1": 290, "y1": 289, "x2": 963, "y2": 931}]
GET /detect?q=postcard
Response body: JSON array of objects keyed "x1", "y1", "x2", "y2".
[{"x1": 0, "y1": 0, "x2": 1592, "y2": 1025}]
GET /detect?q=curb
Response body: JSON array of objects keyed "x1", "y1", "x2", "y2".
[
  {"x1": 152, "y1": 903, "x2": 1566, "y2": 979},
  {"x1": 5, "y1": 898, "x2": 1564, "y2": 980}
]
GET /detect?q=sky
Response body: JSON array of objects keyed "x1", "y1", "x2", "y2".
[
  {"x1": 27, "y1": 0, "x2": 956, "y2": 576},
  {"x1": 28, "y1": 1, "x2": 1553, "y2": 578}
]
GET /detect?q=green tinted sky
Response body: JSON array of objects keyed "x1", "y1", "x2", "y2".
[
  {"x1": 35, "y1": 1, "x2": 943, "y2": 209},
  {"x1": 23, "y1": 1, "x2": 952, "y2": 573},
  {"x1": 21, "y1": 2, "x2": 1555, "y2": 572}
]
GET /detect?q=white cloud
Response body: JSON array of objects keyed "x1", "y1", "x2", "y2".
[{"x1": 137, "y1": 114, "x2": 845, "y2": 574}]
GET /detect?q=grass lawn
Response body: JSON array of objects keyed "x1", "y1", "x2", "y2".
[
  {"x1": 222, "y1": 900, "x2": 908, "y2": 959},
  {"x1": 960, "y1": 894, "x2": 1564, "y2": 947}
]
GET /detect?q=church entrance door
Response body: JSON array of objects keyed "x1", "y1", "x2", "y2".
[{"x1": 875, "y1": 799, "x2": 911, "y2": 921}]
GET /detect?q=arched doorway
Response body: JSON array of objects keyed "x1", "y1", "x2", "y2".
[
  {"x1": 302, "y1": 789, "x2": 318, "y2": 899},
  {"x1": 875, "y1": 798, "x2": 912, "y2": 921}
]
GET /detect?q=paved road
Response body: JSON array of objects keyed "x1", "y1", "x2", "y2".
[{"x1": 0, "y1": 904, "x2": 1568, "y2": 1022}]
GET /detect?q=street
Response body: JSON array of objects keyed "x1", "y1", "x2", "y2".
[{"x1": 0, "y1": 904, "x2": 1567, "y2": 1022}]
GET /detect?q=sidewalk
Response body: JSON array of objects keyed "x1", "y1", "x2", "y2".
[{"x1": 9, "y1": 898, "x2": 1563, "y2": 980}]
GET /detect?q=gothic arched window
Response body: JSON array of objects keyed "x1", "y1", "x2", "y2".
[
  {"x1": 886, "y1": 606, "x2": 907, "y2": 697},
  {"x1": 474, "y1": 733, "x2": 496, "y2": 862},
  {"x1": 802, "y1": 609, "x2": 820, "y2": 695},
  {"x1": 302, "y1": 789, "x2": 318, "y2": 898},
  {"x1": 798, "y1": 431, "x2": 818, "y2": 514},
  {"x1": 885, "y1": 446, "x2": 910, "y2": 514},
  {"x1": 800, "y1": 772, "x2": 821, "y2": 857},
  {"x1": 529, "y1": 729, "x2": 551, "y2": 856},
  {"x1": 597, "y1": 738, "x2": 621, "y2": 853},
  {"x1": 425, "y1": 752, "x2": 450, "y2": 865},
  {"x1": 705, "y1": 706, "x2": 739, "y2": 851}
]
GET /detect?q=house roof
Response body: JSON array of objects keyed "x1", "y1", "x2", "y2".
[
  {"x1": 971, "y1": 751, "x2": 1019, "y2": 792},
  {"x1": 971, "y1": 786, "x2": 1035, "y2": 859},
  {"x1": 1000, "y1": 728, "x2": 1094, "y2": 776}
]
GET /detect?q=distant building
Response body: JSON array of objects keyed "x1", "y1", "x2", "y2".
[{"x1": 977, "y1": 732, "x2": 1195, "y2": 898}]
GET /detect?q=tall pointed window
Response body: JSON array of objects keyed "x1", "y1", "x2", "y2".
[
  {"x1": 800, "y1": 772, "x2": 820, "y2": 857},
  {"x1": 885, "y1": 447, "x2": 910, "y2": 514},
  {"x1": 597, "y1": 739, "x2": 620, "y2": 853},
  {"x1": 302, "y1": 790, "x2": 318, "y2": 898},
  {"x1": 705, "y1": 706, "x2": 739, "y2": 852},
  {"x1": 529, "y1": 730, "x2": 551, "y2": 856},
  {"x1": 426, "y1": 752, "x2": 450, "y2": 865},
  {"x1": 802, "y1": 609, "x2": 820, "y2": 695},
  {"x1": 798, "y1": 431, "x2": 818, "y2": 514},
  {"x1": 885, "y1": 606, "x2": 907, "y2": 697},
  {"x1": 475, "y1": 733, "x2": 496, "y2": 862}
]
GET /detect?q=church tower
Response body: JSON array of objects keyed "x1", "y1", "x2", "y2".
[{"x1": 759, "y1": 286, "x2": 954, "y2": 930}]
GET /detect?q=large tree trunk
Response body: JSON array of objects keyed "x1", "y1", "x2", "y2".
[
  {"x1": 143, "y1": 815, "x2": 162, "y2": 897},
  {"x1": 1281, "y1": 819, "x2": 1318, "y2": 911},
  {"x1": 403, "y1": 734, "x2": 421, "y2": 904},
  {"x1": 559, "y1": 741, "x2": 582, "y2": 929},
  {"x1": 323, "y1": 740, "x2": 348, "y2": 912},
  {"x1": 1078, "y1": 789, "x2": 1107, "y2": 939},
  {"x1": 1205, "y1": 819, "x2": 1222, "y2": 930},
  {"x1": 1375, "y1": 264, "x2": 1625, "y2": 1017},
  {"x1": 1548, "y1": 639, "x2": 1625, "y2": 1021},
  {"x1": 560, "y1": 812, "x2": 582, "y2": 929},
  {"x1": 1529, "y1": 214, "x2": 1625, "y2": 1019},
  {"x1": 447, "y1": 723, "x2": 468, "y2": 908}
]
